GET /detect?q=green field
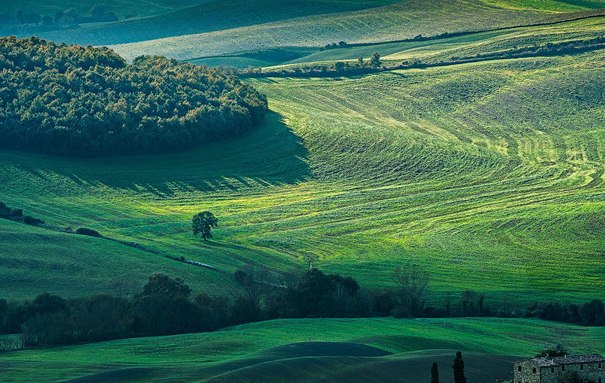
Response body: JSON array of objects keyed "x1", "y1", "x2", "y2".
[
  {"x1": 1, "y1": 1, "x2": 605, "y2": 381},
  {"x1": 109, "y1": 0, "x2": 605, "y2": 61},
  {"x1": 1, "y1": 318, "x2": 604, "y2": 382},
  {"x1": 2, "y1": 8, "x2": 605, "y2": 303}
]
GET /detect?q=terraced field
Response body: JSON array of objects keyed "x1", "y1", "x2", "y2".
[{"x1": 2, "y1": 318, "x2": 604, "y2": 382}]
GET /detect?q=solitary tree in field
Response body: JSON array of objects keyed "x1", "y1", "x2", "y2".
[
  {"x1": 452, "y1": 351, "x2": 467, "y2": 383},
  {"x1": 192, "y1": 211, "x2": 218, "y2": 241},
  {"x1": 393, "y1": 262, "x2": 430, "y2": 316},
  {"x1": 370, "y1": 52, "x2": 382, "y2": 68},
  {"x1": 431, "y1": 362, "x2": 440, "y2": 383}
]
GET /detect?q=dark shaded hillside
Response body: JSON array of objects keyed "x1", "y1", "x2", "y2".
[
  {"x1": 202, "y1": 350, "x2": 518, "y2": 383},
  {"x1": 0, "y1": 37, "x2": 268, "y2": 157}
]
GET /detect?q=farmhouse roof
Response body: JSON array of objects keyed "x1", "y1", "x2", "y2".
[{"x1": 530, "y1": 354, "x2": 605, "y2": 367}]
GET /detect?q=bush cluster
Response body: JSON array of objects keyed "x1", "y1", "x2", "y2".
[
  {"x1": 0, "y1": 37, "x2": 268, "y2": 157},
  {"x1": 0, "y1": 202, "x2": 43, "y2": 226}
]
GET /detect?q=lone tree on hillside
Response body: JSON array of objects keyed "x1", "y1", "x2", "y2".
[
  {"x1": 453, "y1": 351, "x2": 467, "y2": 383},
  {"x1": 192, "y1": 211, "x2": 218, "y2": 241},
  {"x1": 393, "y1": 262, "x2": 430, "y2": 316},
  {"x1": 431, "y1": 362, "x2": 440, "y2": 383}
]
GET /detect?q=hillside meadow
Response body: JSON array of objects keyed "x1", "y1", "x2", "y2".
[
  {"x1": 1, "y1": 45, "x2": 604, "y2": 303},
  {"x1": 1, "y1": 1, "x2": 605, "y2": 382},
  {"x1": 108, "y1": 0, "x2": 605, "y2": 61}
]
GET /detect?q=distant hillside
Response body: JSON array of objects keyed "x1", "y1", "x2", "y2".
[
  {"x1": 480, "y1": 0, "x2": 605, "y2": 11},
  {"x1": 109, "y1": 0, "x2": 605, "y2": 61},
  {"x1": 0, "y1": 0, "x2": 203, "y2": 23},
  {"x1": 26, "y1": 0, "x2": 398, "y2": 46}
]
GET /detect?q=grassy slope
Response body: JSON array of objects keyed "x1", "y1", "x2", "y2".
[
  {"x1": 247, "y1": 52, "x2": 605, "y2": 301},
  {"x1": 0, "y1": 113, "x2": 307, "y2": 299},
  {"x1": 1, "y1": 318, "x2": 604, "y2": 382},
  {"x1": 1, "y1": 48, "x2": 604, "y2": 303},
  {"x1": 480, "y1": 0, "x2": 605, "y2": 11},
  {"x1": 0, "y1": 0, "x2": 603, "y2": 304},
  {"x1": 109, "y1": 0, "x2": 599, "y2": 61},
  {"x1": 0, "y1": 219, "x2": 237, "y2": 299},
  {"x1": 280, "y1": 15, "x2": 605, "y2": 66}
]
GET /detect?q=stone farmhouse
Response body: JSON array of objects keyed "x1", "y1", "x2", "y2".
[{"x1": 513, "y1": 354, "x2": 605, "y2": 383}]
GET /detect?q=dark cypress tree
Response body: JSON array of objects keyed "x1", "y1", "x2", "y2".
[
  {"x1": 453, "y1": 351, "x2": 467, "y2": 383},
  {"x1": 431, "y1": 362, "x2": 440, "y2": 383}
]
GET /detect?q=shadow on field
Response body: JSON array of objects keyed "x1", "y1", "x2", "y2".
[
  {"x1": 58, "y1": 344, "x2": 518, "y2": 383},
  {"x1": 61, "y1": 367, "x2": 162, "y2": 383},
  {"x1": 200, "y1": 348, "x2": 518, "y2": 383},
  {"x1": 2, "y1": 112, "x2": 311, "y2": 197}
]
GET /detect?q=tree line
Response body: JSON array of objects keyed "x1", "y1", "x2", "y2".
[
  {"x1": 0, "y1": 5, "x2": 119, "y2": 32},
  {"x1": 1, "y1": 266, "x2": 603, "y2": 349},
  {"x1": 240, "y1": 35, "x2": 605, "y2": 79},
  {"x1": 0, "y1": 37, "x2": 268, "y2": 157}
]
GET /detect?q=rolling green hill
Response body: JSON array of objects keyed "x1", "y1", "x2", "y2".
[
  {"x1": 1, "y1": 44, "x2": 604, "y2": 303},
  {"x1": 480, "y1": 0, "x2": 605, "y2": 11},
  {"x1": 109, "y1": 0, "x2": 605, "y2": 61},
  {"x1": 29, "y1": 0, "x2": 399, "y2": 46},
  {"x1": 2, "y1": 1, "x2": 605, "y2": 382},
  {"x1": 1, "y1": 318, "x2": 604, "y2": 382}
]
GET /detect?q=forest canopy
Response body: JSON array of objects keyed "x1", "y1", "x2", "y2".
[{"x1": 0, "y1": 36, "x2": 268, "y2": 157}]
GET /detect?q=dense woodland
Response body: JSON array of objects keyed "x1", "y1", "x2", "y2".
[{"x1": 0, "y1": 37, "x2": 268, "y2": 156}]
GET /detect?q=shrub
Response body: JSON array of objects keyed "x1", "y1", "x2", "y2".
[
  {"x1": 23, "y1": 215, "x2": 43, "y2": 226},
  {"x1": 75, "y1": 228, "x2": 101, "y2": 237}
]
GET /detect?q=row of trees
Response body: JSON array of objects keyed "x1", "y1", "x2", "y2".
[
  {"x1": 0, "y1": 270, "x2": 363, "y2": 347},
  {"x1": 0, "y1": 37, "x2": 268, "y2": 157},
  {"x1": 453, "y1": 35, "x2": 605, "y2": 63},
  {"x1": 430, "y1": 351, "x2": 467, "y2": 383},
  {"x1": 529, "y1": 300, "x2": 605, "y2": 326},
  {"x1": 0, "y1": 5, "x2": 118, "y2": 29},
  {"x1": 2, "y1": 264, "x2": 603, "y2": 348},
  {"x1": 241, "y1": 34, "x2": 605, "y2": 79},
  {"x1": 241, "y1": 53, "x2": 383, "y2": 78}
]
